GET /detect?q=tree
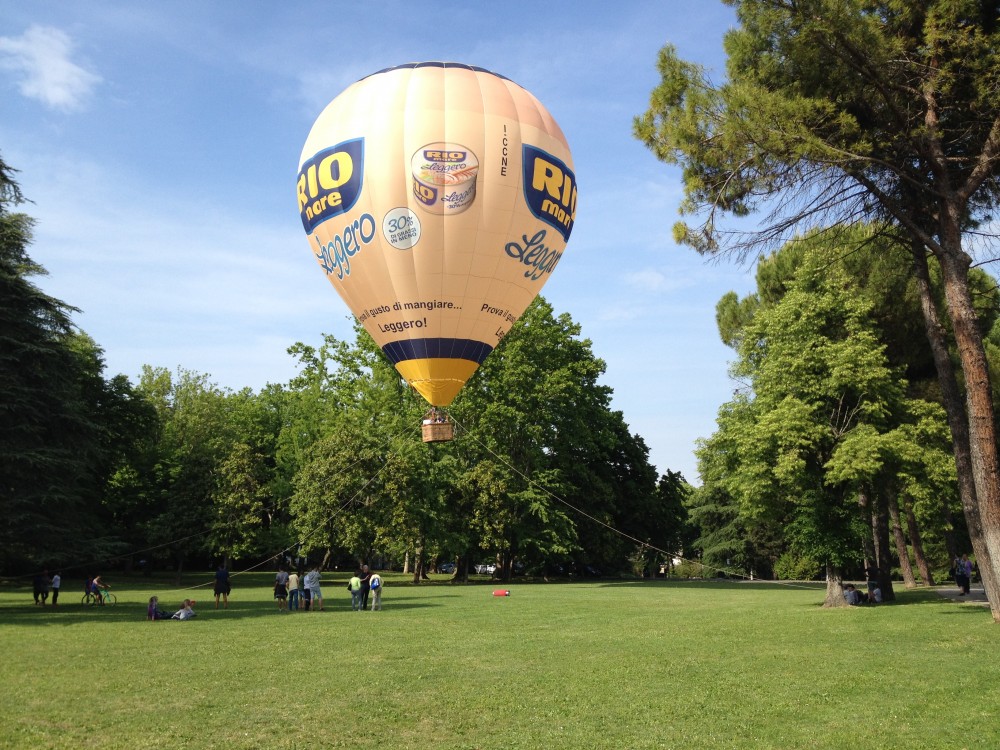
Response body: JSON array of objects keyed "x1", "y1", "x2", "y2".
[
  {"x1": 281, "y1": 298, "x2": 664, "y2": 582},
  {"x1": 283, "y1": 324, "x2": 449, "y2": 575},
  {"x1": 210, "y1": 386, "x2": 291, "y2": 562},
  {"x1": 719, "y1": 254, "x2": 906, "y2": 605},
  {"x1": 636, "y1": 0, "x2": 1000, "y2": 619},
  {"x1": 693, "y1": 417, "x2": 787, "y2": 580},
  {"x1": 138, "y1": 367, "x2": 229, "y2": 576},
  {"x1": 212, "y1": 441, "x2": 270, "y2": 563},
  {"x1": 0, "y1": 157, "x2": 108, "y2": 570},
  {"x1": 717, "y1": 227, "x2": 986, "y2": 583},
  {"x1": 452, "y1": 298, "x2": 658, "y2": 580}
]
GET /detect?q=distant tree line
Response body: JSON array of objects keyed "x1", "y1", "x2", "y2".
[{"x1": 0, "y1": 155, "x2": 689, "y2": 581}]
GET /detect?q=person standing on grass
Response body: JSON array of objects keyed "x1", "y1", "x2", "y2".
[
  {"x1": 50, "y1": 571, "x2": 61, "y2": 607},
  {"x1": 274, "y1": 567, "x2": 289, "y2": 611},
  {"x1": 349, "y1": 572, "x2": 363, "y2": 611},
  {"x1": 287, "y1": 568, "x2": 300, "y2": 611},
  {"x1": 369, "y1": 571, "x2": 382, "y2": 611},
  {"x1": 214, "y1": 564, "x2": 231, "y2": 609},
  {"x1": 32, "y1": 571, "x2": 48, "y2": 605},
  {"x1": 359, "y1": 564, "x2": 372, "y2": 611},
  {"x1": 304, "y1": 566, "x2": 323, "y2": 611},
  {"x1": 957, "y1": 554, "x2": 974, "y2": 595}
]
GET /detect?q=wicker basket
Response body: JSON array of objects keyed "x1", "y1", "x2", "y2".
[{"x1": 421, "y1": 421, "x2": 454, "y2": 443}]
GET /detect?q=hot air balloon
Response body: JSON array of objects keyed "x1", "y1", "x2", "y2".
[{"x1": 297, "y1": 62, "x2": 577, "y2": 441}]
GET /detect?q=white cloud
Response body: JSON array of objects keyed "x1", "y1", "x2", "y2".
[
  {"x1": 597, "y1": 304, "x2": 644, "y2": 322},
  {"x1": 623, "y1": 268, "x2": 668, "y2": 291},
  {"x1": 0, "y1": 25, "x2": 100, "y2": 111}
]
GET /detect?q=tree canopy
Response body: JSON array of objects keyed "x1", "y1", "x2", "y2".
[{"x1": 636, "y1": 0, "x2": 1000, "y2": 620}]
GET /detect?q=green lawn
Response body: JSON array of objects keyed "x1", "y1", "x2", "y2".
[{"x1": 1, "y1": 574, "x2": 997, "y2": 749}]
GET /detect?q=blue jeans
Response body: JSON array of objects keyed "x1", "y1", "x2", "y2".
[
  {"x1": 289, "y1": 589, "x2": 300, "y2": 610},
  {"x1": 351, "y1": 591, "x2": 362, "y2": 610}
]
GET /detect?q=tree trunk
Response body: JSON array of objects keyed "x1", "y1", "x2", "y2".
[
  {"x1": 174, "y1": 551, "x2": 185, "y2": 587},
  {"x1": 903, "y1": 496, "x2": 935, "y2": 586},
  {"x1": 858, "y1": 491, "x2": 878, "y2": 570},
  {"x1": 412, "y1": 544, "x2": 423, "y2": 584},
  {"x1": 911, "y1": 248, "x2": 994, "y2": 598},
  {"x1": 871, "y1": 494, "x2": 895, "y2": 602},
  {"x1": 403, "y1": 550, "x2": 410, "y2": 575},
  {"x1": 940, "y1": 504, "x2": 959, "y2": 565},
  {"x1": 823, "y1": 563, "x2": 848, "y2": 608},
  {"x1": 888, "y1": 494, "x2": 917, "y2": 588},
  {"x1": 454, "y1": 553, "x2": 468, "y2": 583},
  {"x1": 935, "y1": 245, "x2": 1000, "y2": 620}
]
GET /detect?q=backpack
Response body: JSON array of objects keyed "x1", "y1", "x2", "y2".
[{"x1": 370, "y1": 577, "x2": 381, "y2": 590}]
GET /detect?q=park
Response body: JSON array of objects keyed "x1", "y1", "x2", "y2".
[
  {"x1": 2, "y1": 572, "x2": 998, "y2": 749},
  {"x1": 5, "y1": 2, "x2": 1000, "y2": 748}
]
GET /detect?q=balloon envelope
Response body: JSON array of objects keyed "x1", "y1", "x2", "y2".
[{"x1": 297, "y1": 62, "x2": 577, "y2": 406}]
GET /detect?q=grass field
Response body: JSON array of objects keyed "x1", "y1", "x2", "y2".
[{"x1": 1, "y1": 573, "x2": 998, "y2": 749}]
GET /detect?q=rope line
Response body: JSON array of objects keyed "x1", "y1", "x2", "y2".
[
  {"x1": 449, "y1": 414, "x2": 822, "y2": 591},
  {"x1": 14, "y1": 423, "x2": 409, "y2": 591},
  {"x1": 179, "y1": 423, "x2": 412, "y2": 591}
]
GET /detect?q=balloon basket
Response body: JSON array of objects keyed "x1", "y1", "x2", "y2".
[{"x1": 421, "y1": 410, "x2": 454, "y2": 443}]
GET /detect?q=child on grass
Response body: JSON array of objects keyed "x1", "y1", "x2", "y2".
[
  {"x1": 274, "y1": 568, "x2": 289, "y2": 611},
  {"x1": 171, "y1": 599, "x2": 197, "y2": 620},
  {"x1": 147, "y1": 596, "x2": 169, "y2": 621}
]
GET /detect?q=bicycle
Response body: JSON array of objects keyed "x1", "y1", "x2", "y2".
[{"x1": 81, "y1": 588, "x2": 117, "y2": 606}]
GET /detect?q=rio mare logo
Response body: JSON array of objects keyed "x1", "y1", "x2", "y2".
[
  {"x1": 313, "y1": 213, "x2": 377, "y2": 280},
  {"x1": 522, "y1": 145, "x2": 576, "y2": 241},
  {"x1": 297, "y1": 139, "x2": 364, "y2": 232}
]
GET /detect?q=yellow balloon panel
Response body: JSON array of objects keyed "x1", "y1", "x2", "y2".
[{"x1": 297, "y1": 62, "x2": 577, "y2": 406}]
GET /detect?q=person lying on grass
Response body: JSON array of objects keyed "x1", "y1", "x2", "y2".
[{"x1": 171, "y1": 599, "x2": 197, "y2": 620}]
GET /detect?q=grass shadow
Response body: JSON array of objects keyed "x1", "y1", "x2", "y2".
[{"x1": 0, "y1": 596, "x2": 442, "y2": 626}]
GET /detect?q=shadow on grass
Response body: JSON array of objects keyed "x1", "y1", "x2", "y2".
[
  {"x1": 585, "y1": 578, "x2": 994, "y2": 614},
  {"x1": 3, "y1": 575, "x2": 987, "y2": 624},
  {"x1": 0, "y1": 571, "x2": 450, "y2": 626},
  {"x1": 0, "y1": 597, "x2": 442, "y2": 626},
  {"x1": 589, "y1": 578, "x2": 826, "y2": 592}
]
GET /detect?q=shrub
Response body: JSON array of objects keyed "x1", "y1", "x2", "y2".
[{"x1": 773, "y1": 552, "x2": 820, "y2": 581}]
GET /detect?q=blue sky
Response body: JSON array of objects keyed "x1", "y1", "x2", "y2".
[{"x1": 1, "y1": 1, "x2": 755, "y2": 483}]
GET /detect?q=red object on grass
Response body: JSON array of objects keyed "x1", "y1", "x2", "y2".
[{"x1": 492, "y1": 590, "x2": 510, "y2": 597}]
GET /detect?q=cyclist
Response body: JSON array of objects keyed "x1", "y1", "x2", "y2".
[{"x1": 92, "y1": 574, "x2": 110, "y2": 605}]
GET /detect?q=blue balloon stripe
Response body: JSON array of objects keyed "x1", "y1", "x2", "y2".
[
  {"x1": 363, "y1": 62, "x2": 511, "y2": 84},
  {"x1": 382, "y1": 338, "x2": 494, "y2": 365}
]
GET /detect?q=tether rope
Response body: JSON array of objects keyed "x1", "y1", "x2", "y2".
[{"x1": 449, "y1": 413, "x2": 823, "y2": 591}]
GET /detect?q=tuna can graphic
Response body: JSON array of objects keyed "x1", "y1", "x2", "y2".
[{"x1": 410, "y1": 142, "x2": 480, "y2": 215}]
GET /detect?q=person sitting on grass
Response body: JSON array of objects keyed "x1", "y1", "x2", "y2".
[
  {"x1": 147, "y1": 596, "x2": 169, "y2": 621},
  {"x1": 171, "y1": 599, "x2": 197, "y2": 620},
  {"x1": 843, "y1": 584, "x2": 861, "y2": 605}
]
